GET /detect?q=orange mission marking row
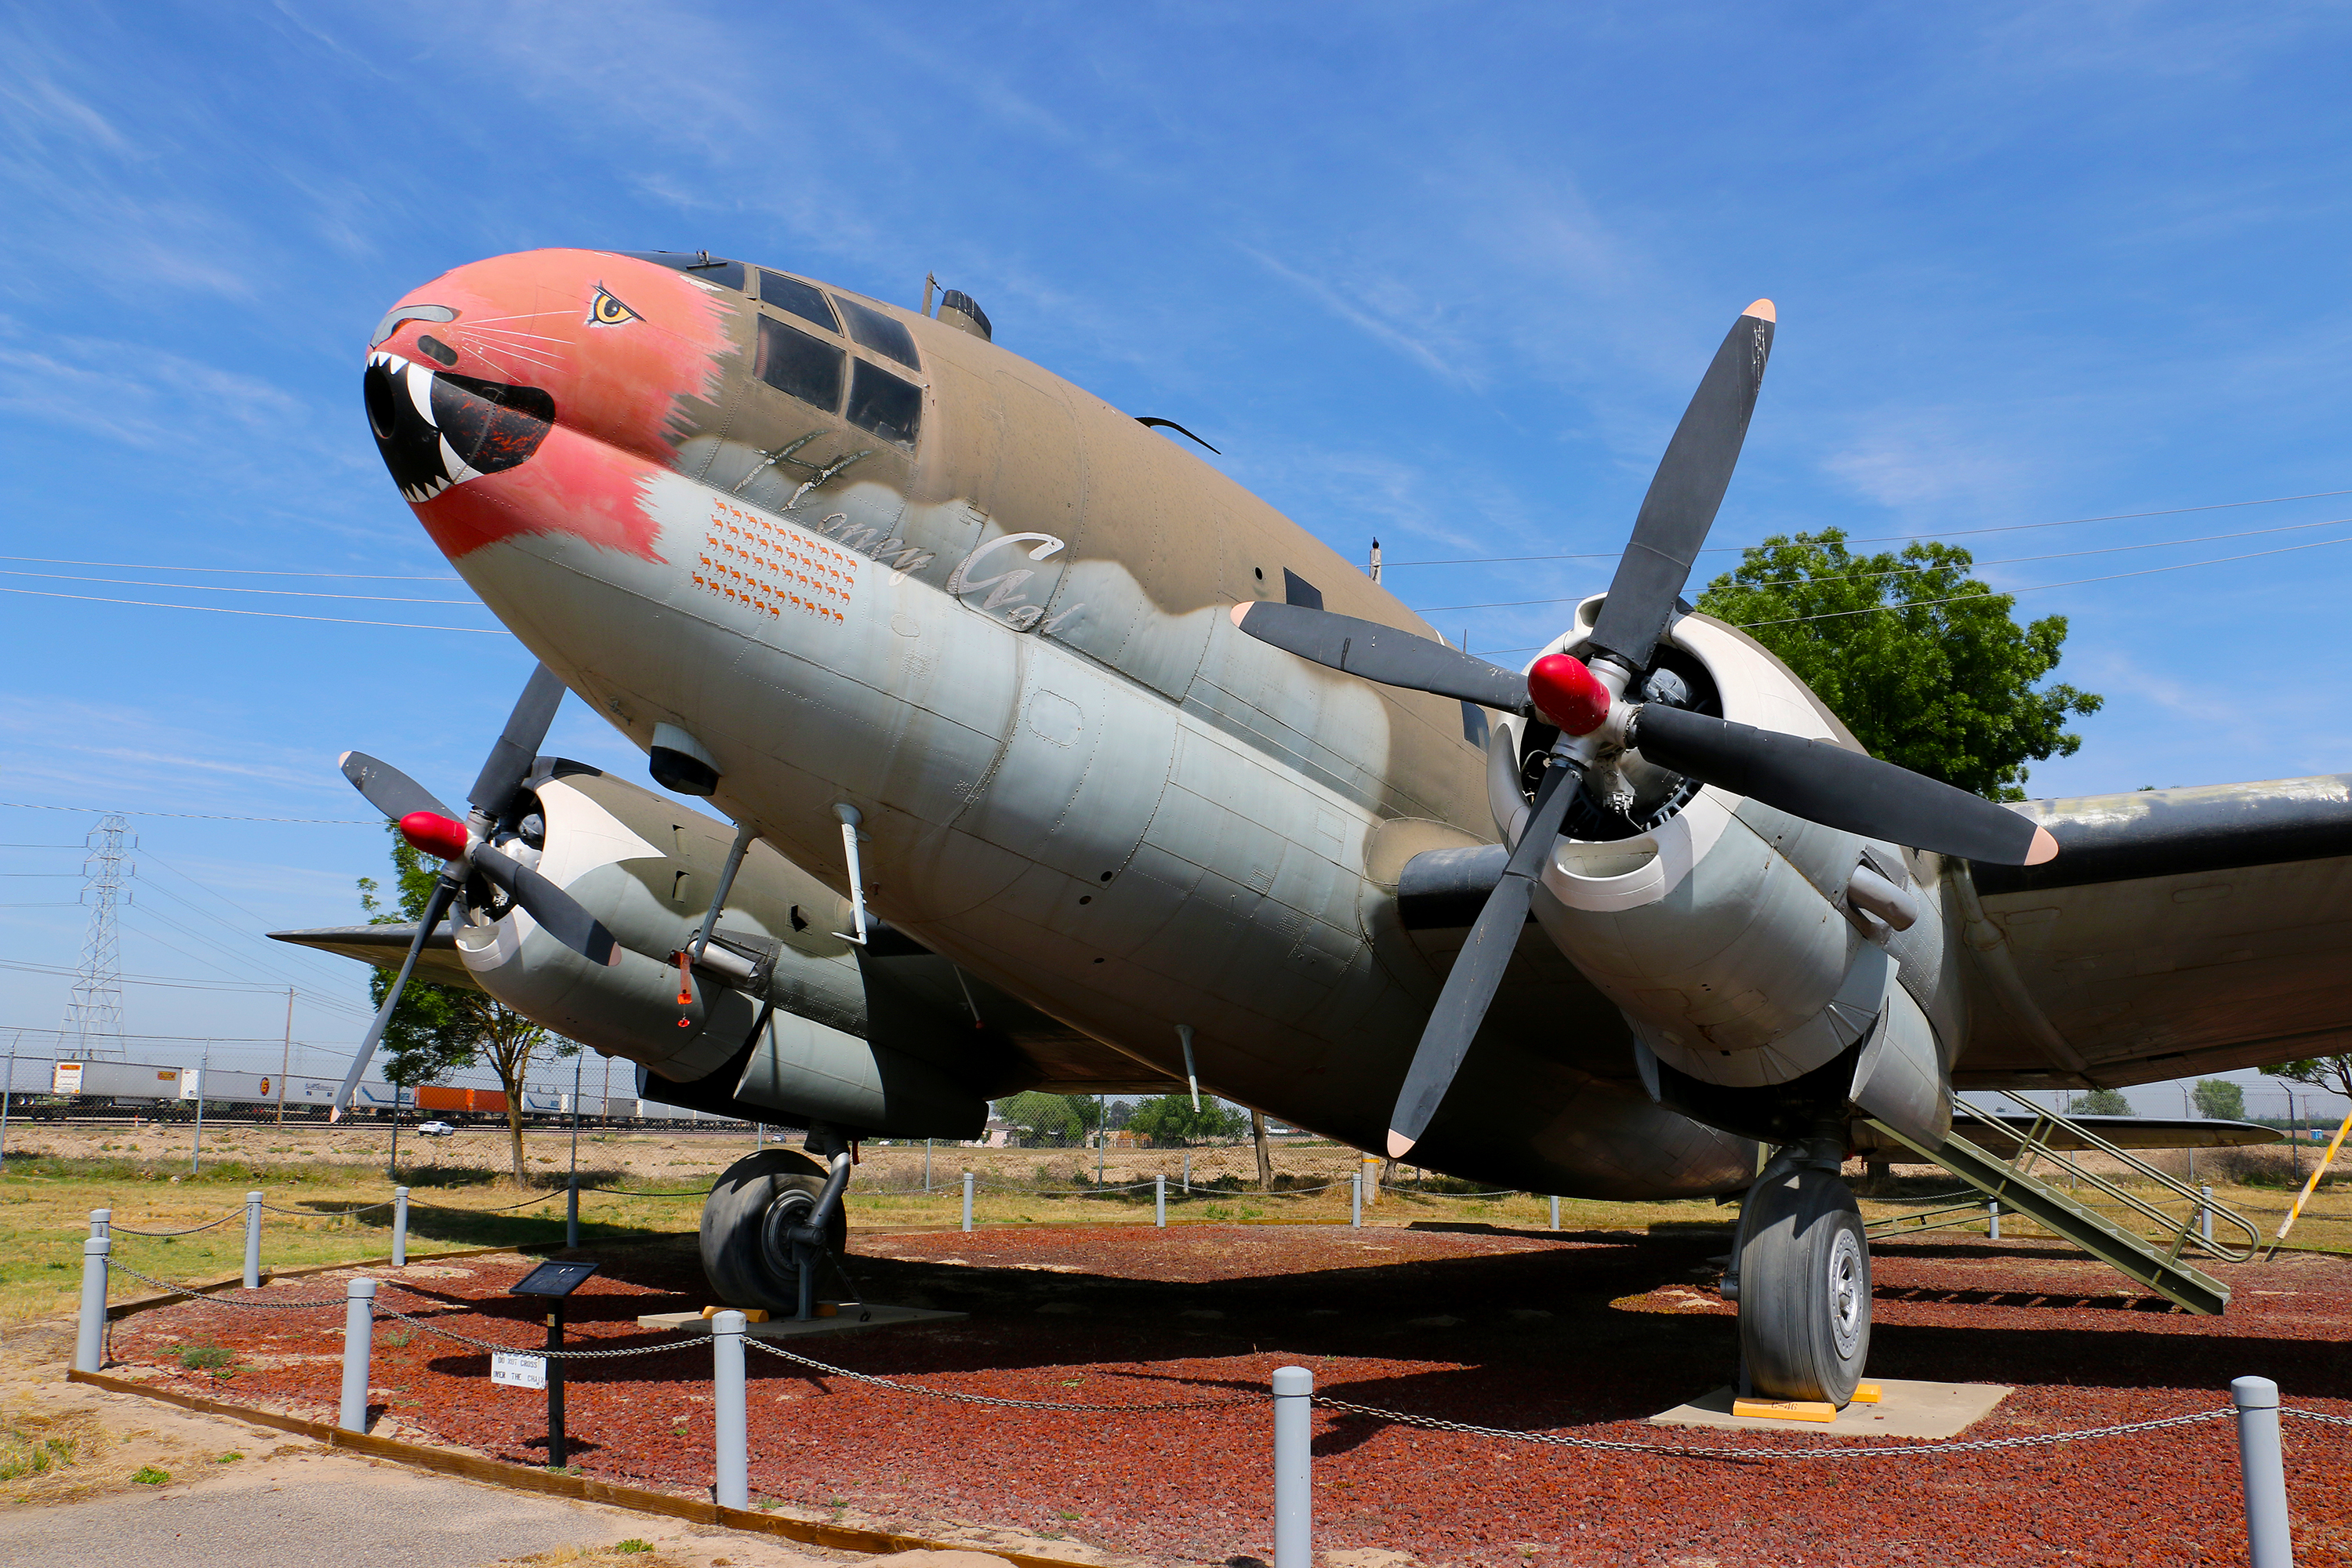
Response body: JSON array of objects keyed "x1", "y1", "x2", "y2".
[{"x1": 694, "y1": 499, "x2": 851, "y2": 623}]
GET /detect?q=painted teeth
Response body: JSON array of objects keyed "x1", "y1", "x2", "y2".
[{"x1": 370, "y1": 347, "x2": 472, "y2": 503}]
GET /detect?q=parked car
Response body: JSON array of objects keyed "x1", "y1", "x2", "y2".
[{"x1": 416, "y1": 1120, "x2": 457, "y2": 1138}]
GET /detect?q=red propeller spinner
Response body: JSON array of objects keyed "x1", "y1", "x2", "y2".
[
  {"x1": 398, "y1": 811, "x2": 470, "y2": 862},
  {"x1": 1526, "y1": 652, "x2": 1613, "y2": 736}
]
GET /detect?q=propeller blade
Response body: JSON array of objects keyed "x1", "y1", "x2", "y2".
[
  {"x1": 340, "y1": 751, "x2": 457, "y2": 825},
  {"x1": 1388, "y1": 762, "x2": 1584, "y2": 1158},
  {"x1": 1231, "y1": 603, "x2": 1532, "y2": 714},
  {"x1": 330, "y1": 877, "x2": 457, "y2": 1120},
  {"x1": 1632, "y1": 704, "x2": 2059, "y2": 866},
  {"x1": 470, "y1": 841, "x2": 619, "y2": 964},
  {"x1": 469, "y1": 662, "x2": 567, "y2": 819},
  {"x1": 1586, "y1": 300, "x2": 1776, "y2": 673}
]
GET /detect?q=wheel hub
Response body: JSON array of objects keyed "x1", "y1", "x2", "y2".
[
  {"x1": 758, "y1": 1189, "x2": 818, "y2": 1276},
  {"x1": 1827, "y1": 1227, "x2": 1864, "y2": 1359}
]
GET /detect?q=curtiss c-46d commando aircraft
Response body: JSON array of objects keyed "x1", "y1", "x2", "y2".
[{"x1": 278, "y1": 249, "x2": 2352, "y2": 1406}]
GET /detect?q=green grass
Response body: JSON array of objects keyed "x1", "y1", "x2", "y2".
[{"x1": 131, "y1": 1465, "x2": 169, "y2": 1485}]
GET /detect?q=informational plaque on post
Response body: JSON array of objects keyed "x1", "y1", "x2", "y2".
[{"x1": 491, "y1": 1351, "x2": 546, "y2": 1389}]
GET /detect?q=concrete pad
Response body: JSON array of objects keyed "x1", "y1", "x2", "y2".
[
  {"x1": 1649, "y1": 1377, "x2": 2011, "y2": 1438},
  {"x1": 635, "y1": 1302, "x2": 966, "y2": 1338}
]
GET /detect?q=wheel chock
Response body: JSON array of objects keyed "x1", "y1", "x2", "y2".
[
  {"x1": 702, "y1": 1305, "x2": 773, "y2": 1323},
  {"x1": 1851, "y1": 1382, "x2": 1883, "y2": 1403},
  {"x1": 1730, "y1": 1398, "x2": 1838, "y2": 1422}
]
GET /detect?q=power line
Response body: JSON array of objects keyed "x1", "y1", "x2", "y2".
[
  {"x1": 1409, "y1": 516, "x2": 2352, "y2": 615},
  {"x1": 0, "y1": 585, "x2": 508, "y2": 633},
  {"x1": 0, "y1": 568, "x2": 485, "y2": 605},
  {"x1": 1, "y1": 802, "x2": 374, "y2": 823},
  {"x1": 1385, "y1": 486, "x2": 2352, "y2": 568},
  {"x1": 0, "y1": 554, "x2": 459, "y2": 579}
]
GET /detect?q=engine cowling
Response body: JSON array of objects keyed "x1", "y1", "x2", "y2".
[
  {"x1": 1493, "y1": 597, "x2": 1966, "y2": 1145},
  {"x1": 444, "y1": 760, "x2": 999, "y2": 1138}
]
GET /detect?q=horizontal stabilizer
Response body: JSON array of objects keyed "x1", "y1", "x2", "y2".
[{"x1": 268, "y1": 924, "x2": 483, "y2": 993}]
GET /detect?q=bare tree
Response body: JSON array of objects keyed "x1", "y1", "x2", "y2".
[{"x1": 1251, "y1": 1109, "x2": 1273, "y2": 1191}]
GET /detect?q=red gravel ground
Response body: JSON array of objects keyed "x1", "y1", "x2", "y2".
[{"x1": 107, "y1": 1221, "x2": 2352, "y2": 1567}]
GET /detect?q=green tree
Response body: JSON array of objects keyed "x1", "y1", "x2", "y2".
[
  {"x1": 1127, "y1": 1094, "x2": 1250, "y2": 1146},
  {"x1": 2070, "y1": 1087, "x2": 2132, "y2": 1116},
  {"x1": 994, "y1": 1091, "x2": 1093, "y2": 1145},
  {"x1": 2269, "y1": 1057, "x2": 2352, "y2": 1103},
  {"x1": 358, "y1": 826, "x2": 573, "y2": 1182},
  {"x1": 2192, "y1": 1079, "x2": 2248, "y2": 1120},
  {"x1": 1695, "y1": 531, "x2": 2102, "y2": 800}
]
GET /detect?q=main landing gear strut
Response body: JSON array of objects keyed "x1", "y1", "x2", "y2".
[
  {"x1": 701, "y1": 1125, "x2": 858, "y2": 1319},
  {"x1": 1725, "y1": 1138, "x2": 1871, "y2": 1405}
]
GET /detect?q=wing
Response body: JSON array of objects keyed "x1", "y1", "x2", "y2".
[
  {"x1": 1955, "y1": 775, "x2": 2352, "y2": 1090},
  {"x1": 270, "y1": 922, "x2": 485, "y2": 993}
]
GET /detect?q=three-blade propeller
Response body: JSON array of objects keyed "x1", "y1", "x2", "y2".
[
  {"x1": 328, "y1": 665, "x2": 618, "y2": 1119},
  {"x1": 1232, "y1": 300, "x2": 2059, "y2": 1158}
]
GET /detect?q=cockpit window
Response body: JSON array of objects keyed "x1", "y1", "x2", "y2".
[
  {"x1": 845, "y1": 359, "x2": 921, "y2": 447},
  {"x1": 833, "y1": 298, "x2": 920, "y2": 371},
  {"x1": 759, "y1": 270, "x2": 840, "y2": 334},
  {"x1": 615, "y1": 251, "x2": 746, "y2": 292},
  {"x1": 756, "y1": 317, "x2": 844, "y2": 412}
]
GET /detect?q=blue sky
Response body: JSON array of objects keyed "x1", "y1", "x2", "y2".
[{"x1": 2, "y1": 2, "x2": 2350, "y2": 1108}]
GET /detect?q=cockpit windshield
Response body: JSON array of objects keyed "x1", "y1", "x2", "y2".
[
  {"x1": 759, "y1": 270, "x2": 840, "y2": 334},
  {"x1": 833, "y1": 298, "x2": 920, "y2": 371}
]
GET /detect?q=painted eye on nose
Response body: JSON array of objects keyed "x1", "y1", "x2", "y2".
[{"x1": 587, "y1": 286, "x2": 639, "y2": 327}]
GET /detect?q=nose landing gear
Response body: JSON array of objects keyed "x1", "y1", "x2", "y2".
[{"x1": 1727, "y1": 1142, "x2": 1871, "y2": 1406}]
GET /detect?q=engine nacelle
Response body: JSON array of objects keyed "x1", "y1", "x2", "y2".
[
  {"x1": 1497, "y1": 597, "x2": 1965, "y2": 1145},
  {"x1": 444, "y1": 760, "x2": 999, "y2": 1138}
]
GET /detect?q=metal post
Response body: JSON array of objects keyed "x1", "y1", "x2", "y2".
[
  {"x1": 74, "y1": 1236, "x2": 108, "y2": 1373},
  {"x1": 89, "y1": 1207, "x2": 110, "y2": 1241},
  {"x1": 244, "y1": 1191, "x2": 263, "y2": 1288},
  {"x1": 566, "y1": 1176, "x2": 580, "y2": 1250},
  {"x1": 924, "y1": 1138, "x2": 933, "y2": 1193},
  {"x1": 1272, "y1": 1366, "x2": 1313, "y2": 1568},
  {"x1": 1, "y1": 1044, "x2": 16, "y2": 1166},
  {"x1": 546, "y1": 1299, "x2": 567, "y2": 1467},
  {"x1": 1351, "y1": 1171, "x2": 1363, "y2": 1228},
  {"x1": 393, "y1": 1187, "x2": 409, "y2": 1267},
  {"x1": 2231, "y1": 1376, "x2": 2293, "y2": 1568},
  {"x1": 2202, "y1": 1185, "x2": 2216, "y2": 1245},
  {"x1": 962, "y1": 1171, "x2": 975, "y2": 1232},
  {"x1": 712, "y1": 1309, "x2": 748, "y2": 1509},
  {"x1": 568, "y1": 1048, "x2": 583, "y2": 1181},
  {"x1": 1549, "y1": 1194, "x2": 1559, "y2": 1232},
  {"x1": 1183, "y1": 1149, "x2": 1191, "y2": 1194},
  {"x1": 1156, "y1": 1174, "x2": 1167, "y2": 1227},
  {"x1": 1988, "y1": 1200, "x2": 2002, "y2": 1240},
  {"x1": 277, "y1": 987, "x2": 293, "y2": 1125},
  {"x1": 189, "y1": 1049, "x2": 207, "y2": 1175},
  {"x1": 338, "y1": 1278, "x2": 376, "y2": 1433}
]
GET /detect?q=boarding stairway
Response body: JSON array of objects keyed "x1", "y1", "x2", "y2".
[{"x1": 1862, "y1": 1094, "x2": 2262, "y2": 1315}]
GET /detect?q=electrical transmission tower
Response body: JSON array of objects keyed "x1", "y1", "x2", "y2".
[{"x1": 61, "y1": 813, "x2": 134, "y2": 1060}]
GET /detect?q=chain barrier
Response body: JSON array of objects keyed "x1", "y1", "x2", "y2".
[
  {"x1": 107, "y1": 1259, "x2": 349, "y2": 1308},
  {"x1": 104, "y1": 1213, "x2": 242, "y2": 1238},
  {"x1": 581, "y1": 1187, "x2": 711, "y2": 1199},
  {"x1": 2286, "y1": 1407, "x2": 2352, "y2": 1428},
  {"x1": 1311, "y1": 1396, "x2": 2237, "y2": 1460},
  {"x1": 259, "y1": 1201, "x2": 392, "y2": 1217},
  {"x1": 742, "y1": 1334, "x2": 1257, "y2": 1412},
  {"x1": 372, "y1": 1304, "x2": 710, "y2": 1361}
]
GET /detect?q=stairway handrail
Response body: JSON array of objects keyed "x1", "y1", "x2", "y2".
[{"x1": 1951, "y1": 1094, "x2": 2262, "y2": 1263}]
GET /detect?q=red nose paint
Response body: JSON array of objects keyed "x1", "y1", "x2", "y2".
[
  {"x1": 398, "y1": 811, "x2": 470, "y2": 862},
  {"x1": 1526, "y1": 654, "x2": 1611, "y2": 735}
]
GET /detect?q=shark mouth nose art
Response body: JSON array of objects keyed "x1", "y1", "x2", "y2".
[{"x1": 365, "y1": 350, "x2": 557, "y2": 503}]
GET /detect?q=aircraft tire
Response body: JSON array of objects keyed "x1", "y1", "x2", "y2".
[
  {"x1": 1736, "y1": 1164, "x2": 1870, "y2": 1404},
  {"x1": 700, "y1": 1149, "x2": 848, "y2": 1313}
]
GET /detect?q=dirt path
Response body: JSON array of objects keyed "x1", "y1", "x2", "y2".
[{"x1": 0, "y1": 1320, "x2": 996, "y2": 1568}]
